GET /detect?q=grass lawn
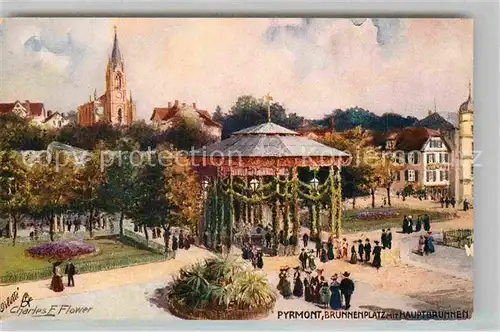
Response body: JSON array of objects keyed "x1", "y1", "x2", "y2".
[
  {"x1": 327, "y1": 207, "x2": 453, "y2": 234},
  {"x1": 0, "y1": 236, "x2": 160, "y2": 279}
]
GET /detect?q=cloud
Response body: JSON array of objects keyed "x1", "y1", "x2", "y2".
[{"x1": 0, "y1": 18, "x2": 473, "y2": 120}]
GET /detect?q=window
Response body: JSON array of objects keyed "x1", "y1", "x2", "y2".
[
  {"x1": 407, "y1": 152, "x2": 418, "y2": 164},
  {"x1": 471, "y1": 165, "x2": 474, "y2": 177},
  {"x1": 393, "y1": 171, "x2": 401, "y2": 181},
  {"x1": 440, "y1": 170, "x2": 449, "y2": 181},
  {"x1": 440, "y1": 153, "x2": 449, "y2": 163},
  {"x1": 118, "y1": 109, "x2": 123, "y2": 124},
  {"x1": 408, "y1": 170, "x2": 415, "y2": 182},
  {"x1": 430, "y1": 139, "x2": 443, "y2": 148},
  {"x1": 426, "y1": 153, "x2": 436, "y2": 163}
]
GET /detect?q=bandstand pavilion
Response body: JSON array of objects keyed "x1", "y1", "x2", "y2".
[{"x1": 190, "y1": 121, "x2": 349, "y2": 255}]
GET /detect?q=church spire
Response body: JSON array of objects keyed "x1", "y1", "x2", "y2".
[
  {"x1": 468, "y1": 80, "x2": 472, "y2": 100},
  {"x1": 129, "y1": 90, "x2": 132, "y2": 103},
  {"x1": 110, "y1": 25, "x2": 123, "y2": 69}
]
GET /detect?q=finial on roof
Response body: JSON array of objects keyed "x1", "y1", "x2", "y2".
[
  {"x1": 264, "y1": 92, "x2": 273, "y2": 122},
  {"x1": 129, "y1": 90, "x2": 132, "y2": 103},
  {"x1": 433, "y1": 97, "x2": 437, "y2": 113},
  {"x1": 468, "y1": 80, "x2": 472, "y2": 100},
  {"x1": 114, "y1": 25, "x2": 117, "y2": 34}
]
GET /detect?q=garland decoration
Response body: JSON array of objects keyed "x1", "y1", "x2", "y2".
[
  {"x1": 329, "y1": 166, "x2": 336, "y2": 237},
  {"x1": 335, "y1": 167, "x2": 342, "y2": 238}
]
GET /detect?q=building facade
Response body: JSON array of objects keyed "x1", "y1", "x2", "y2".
[
  {"x1": 42, "y1": 111, "x2": 70, "y2": 129},
  {"x1": 386, "y1": 127, "x2": 452, "y2": 199},
  {"x1": 77, "y1": 26, "x2": 136, "y2": 127},
  {"x1": 151, "y1": 100, "x2": 222, "y2": 139},
  {"x1": 458, "y1": 85, "x2": 474, "y2": 203},
  {"x1": 0, "y1": 100, "x2": 47, "y2": 125}
]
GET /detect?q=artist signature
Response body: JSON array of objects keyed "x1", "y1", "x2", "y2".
[{"x1": 1, "y1": 288, "x2": 33, "y2": 313}]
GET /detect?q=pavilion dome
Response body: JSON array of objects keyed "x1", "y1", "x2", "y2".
[{"x1": 232, "y1": 122, "x2": 298, "y2": 136}]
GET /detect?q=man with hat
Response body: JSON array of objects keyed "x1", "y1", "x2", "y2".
[
  {"x1": 381, "y1": 229, "x2": 387, "y2": 249},
  {"x1": 339, "y1": 271, "x2": 355, "y2": 310},
  {"x1": 357, "y1": 239, "x2": 364, "y2": 262},
  {"x1": 364, "y1": 238, "x2": 371, "y2": 263}
]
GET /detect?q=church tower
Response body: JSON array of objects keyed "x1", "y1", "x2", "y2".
[
  {"x1": 104, "y1": 26, "x2": 135, "y2": 125},
  {"x1": 458, "y1": 82, "x2": 474, "y2": 203}
]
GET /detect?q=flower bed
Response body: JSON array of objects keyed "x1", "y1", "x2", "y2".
[
  {"x1": 25, "y1": 240, "x2": 97, "y2": 260},
  {"x1": 355, "y1": 209, "x2": 399, "y2": 220}
]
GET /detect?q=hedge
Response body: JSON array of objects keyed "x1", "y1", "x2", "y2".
[
  {"x1": 441, "y1": 229, "x2": 473, "y2": 249},
  {"x1": 0, "y1": 252, "x2": 172, "y2": 284}
]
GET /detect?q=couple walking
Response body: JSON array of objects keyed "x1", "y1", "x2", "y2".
[
  {"x1": 50, "y1": 259, "x2": 77, "y2": 292},
  {"x1": 327, "y1": 272, "x2": 355, "y2": 310}
]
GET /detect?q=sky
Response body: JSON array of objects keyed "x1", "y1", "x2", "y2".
[{"x1": 0, "y1": 18, "x2": 473, "y2": 121}]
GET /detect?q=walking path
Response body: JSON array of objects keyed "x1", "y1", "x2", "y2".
[{"x1": 1, "y1": 196, "x2": 474, "y2": 320}]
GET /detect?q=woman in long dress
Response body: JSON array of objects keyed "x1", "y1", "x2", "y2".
[
  {"x1": 308, "y1": 250, "x2": 317, "y2": 270},
  {"x1": 292, "y1": 268, "x2": 304, "y2": 297},
  {"x1": 372, "y1": 241, "x2": 382, "y2": 270},
  {"x1": 329, "y1": 275, "x2": 342, "y2": 310},
  {"x1": 304, "y1": 270, "x2": 313, "y2": 302},
  {"x1": 335, "y1": 239, "x2": 342, "y2": 258},
  {"x1": 314, "y1": 276, "x2": 324, "y2": 304},
  {"x1": 321, "y1": 281, "x2": 330, "y2": 309},
  {"x1": 50, "y1": 262, "x2": 64, "y2": 292},
  {"x1": 327, "y1": 240, "x2": 335, "y2": 260},
  {"x1": 418, "y1": 235, "x2": 425, "y2": 255},
  {"x1": 342, "y1": 238, "x2": 348, "y2": 259},
  {"x1": 350, "y1": 243, "x2": 358, "y2": 264},
  {"x1": 426, "y1": 232, "x2": 435, "y2": 254},
  {"x1": 320, "y1": 246, "x2": 328, "y2": 263},
  {"x1": 256, "y1": 251, "x2": 264, "y2": 269}
]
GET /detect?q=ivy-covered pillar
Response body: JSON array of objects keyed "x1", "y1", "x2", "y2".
[
  {"x1": 271, "y1": 180, "x2": 280, "y2": 256},
  {"x1": 335, "y1": 166, "x2": 342, "y2": 238},
  {"x1": 226, "y1": 173, "x2": 234, "y2": 250},
  {"x1": 216, "y1": 180, "x2": 224, "y2": 247},
  {"x1": 209, "y1": 182, "x2": 217, "y2": 248},
  {"x1": 329, "y1": 166, "x2": 336, "y2": 236},
  {"x1": 291, "y1": 167, "x2": 299, "y2": 245},
  {"x1": 283, "y1": 177, "x2": 290, "y2": 254}
]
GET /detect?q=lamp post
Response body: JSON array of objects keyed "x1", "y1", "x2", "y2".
[
  {"x1": 310, "y1": 177, "x2": 319, "y2": 191},
  {"x1": 201, "y1": 178, "x2": 210, "y2": 246},
  {"x1": 250, "y1": 178, "x2": 259, "y2": 192}
]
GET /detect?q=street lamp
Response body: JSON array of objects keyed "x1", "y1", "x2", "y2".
[
  {"x1": 310, "y1": 177, "x2": 319, "y2": 190},
  {"x1": 201, "y1": 178, "x2": 209, "y2": 199},
  {"x1": 250, "y1": 178, "x2": 259, "y2": 192}
]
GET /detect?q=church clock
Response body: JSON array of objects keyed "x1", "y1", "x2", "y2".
[{"x1": 116, "y1": 92, "x2": 122, "y2": 100}]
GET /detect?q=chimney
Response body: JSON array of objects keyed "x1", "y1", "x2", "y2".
[
  {"x1": 192, "y1": 102, "x2": 196, "y2": 109},
  {"x1": 168, "y1": 102, "x2": 172, "y2": 108},
  {"x1": 47, "y1": 110, "x2": 53, "y2": 117},
  {"x1": 174, "y1": 100, "x2": 179, "y2": 107}
]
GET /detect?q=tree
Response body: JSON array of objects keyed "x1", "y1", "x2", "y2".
[
  {"x1": 100, "y1": 149, "x2": 140, "y2": 236},
  {"x1": 71, "y1": 144, "x2": 107, "y2": 238},
  {"x1": 124, "y1": 120, "x2": 161, "y2": 150},
  {"x1": 373, "y1": 153, "x2": 405, "y2": 206},
  {"x1": 218, "y1": 95, "x2": 305, "y2": 138},
  {"x1": 129, "y1": 152, "x2": 170, "y2": 241},
  {"x1": 29, "y1": 153, "x2": 75, "y2": 241},
  {"x1": 213, "y1": 105, "x2": 224, "y2": 123},
  {"x1": 0, "y1": 151, "x2": 32, "y2": 245},
  {"x1": 164, "y1": 152, "x2": 202, "y2": 236},
  {"x1": 162, "y1": 112, "x2": 217, "y2": 151},
  {"x1": 0, "y1": 113, "x2": 49, "y2": 150}
]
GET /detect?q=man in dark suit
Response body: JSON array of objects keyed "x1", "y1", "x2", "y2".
[
  {"x1": 65, "y1": 259, "x2": 76, "y2": 287},
  {"x1": 340, "y1": 271, "x2": 355, "y2": 310}
]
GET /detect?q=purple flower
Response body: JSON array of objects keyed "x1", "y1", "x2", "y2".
[{"x1": 26, "y1": 240, "x2": 96, "y2": 259}]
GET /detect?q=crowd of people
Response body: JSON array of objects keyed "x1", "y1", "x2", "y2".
[
  {"x1": 402, "y1": 214, "x2": 431, "y2": 234},
  {"x1": 241, "y1": 244, "x2": 265, "y2": 269},
  {"x1": 277, "y1": 266, "x2": 355, "y2": 310}
]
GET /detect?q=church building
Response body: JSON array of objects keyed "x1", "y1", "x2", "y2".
[{"x1": 77, "y1": 26, "x2": 136, "y2": 127}]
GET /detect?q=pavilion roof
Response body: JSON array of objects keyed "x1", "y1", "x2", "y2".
[{"x1": 191, "y1": 122, "x2": 349, "y2": 158}]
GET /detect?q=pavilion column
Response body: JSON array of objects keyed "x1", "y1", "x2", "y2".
[
  {"x1": 335, "y1": 166, "x2": 342, "y2": 238},
  {"x1": 291, "y1": 167, "x2": 299, "y2": 246}
]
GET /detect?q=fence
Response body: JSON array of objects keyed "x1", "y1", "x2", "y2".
[
  {"x1": 0, "y1": 252, "x2": 171, "y2": 284},
  {"x1": 122, "y1": 229, "x2": 168, "y2": 255},
  {"x1": 441, "y1": 229, "x2": 473, "y2": 249}
]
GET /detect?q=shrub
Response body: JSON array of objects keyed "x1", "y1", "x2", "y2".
[{"x1": 165, "y1": 254, "x2": 276, "y2": 319}]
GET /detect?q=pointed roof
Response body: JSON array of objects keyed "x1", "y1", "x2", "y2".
[
  {"x1": 233, "y1": 122, "x2": 297, "y2": 136},
  {"x1": 459, "y1": 82, "x2": 473, "y2": 114},
  {"x1": 413, "y1": 112, "x2": 456, "y2": 130},
  {"x1": 191, "y1": 121, "x2": 348, "y2": 158},
  {"x1": 110, "y1": 25, "x2": 123, "y2": 69}
]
